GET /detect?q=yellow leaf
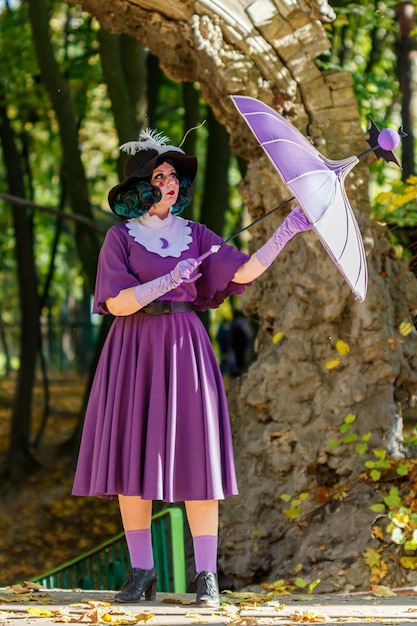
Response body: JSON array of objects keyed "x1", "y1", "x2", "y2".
[
  {"x1": 324, "y1": 358, "x2": 340, "y2": 370},
  {"x1": 371, "y1": 585, "x2": 397, "y2": 597},
  {"x1": 393, "y1": 512, "x2": 409, "y2": 528},
  {"x1": 336, "y1": 339, "x2": 350, "y2": 355},
  {"x1": 400, "y1": 556, "x2": 417, "y2": 570},
  {"x1": 283, "y1": 507, "x2": 303, "y2": 518},
  {"x1": 26, "y1": 608, "x2": 53, "y2": 617},
  {"x1": 371, "y1": 525, "x2": 384, "y2": 540},
  {"x1": 308, "y1": 579, "x2": 321, "y2": 593},
  {"x1": 103, "y1": 614, "x2": 142, "y2": 625},
  {"x1": 222, "y1": 591, "x2": 259, "y2": 600},
  {"x1": 345, "y1": 413, "x2": 357, "y2": 424},
  {"x1": 289, "y1": 610, "x2": 328, "y2": 622},
  {"x1": 21, "y1": 582, "x2": 44, "y2": 591},
  {"x1": 375, "y1": 191, "x2": 393, "y2": 203},
  {"x1": 272, "y1": 331, "x2": 284, "y2": 344},
  {"x1": 261, "y1": 579, "x2": 285, "y2": 590},
  {"x1": 399, "y1": 321, "x2": 413, "y2": 336},
  {"x1": 162, "y1": 597, "x2": 194, "y2": 604},
  {"x1": 363, "y1": 547, "x2": 381, "y2": 568}
]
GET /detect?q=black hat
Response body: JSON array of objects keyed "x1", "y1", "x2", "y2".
[{"x1": 108, "y1": 129, "x2": 198, "y2": 212}]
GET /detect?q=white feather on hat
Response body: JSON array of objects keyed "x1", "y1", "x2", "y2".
[{"x1": 119, "y1": 128, "x2": 184, "y2": 156}]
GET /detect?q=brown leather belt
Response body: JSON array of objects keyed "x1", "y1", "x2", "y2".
[{"x1": 139, "y1": 301, "x2": 194, "y2": 315}]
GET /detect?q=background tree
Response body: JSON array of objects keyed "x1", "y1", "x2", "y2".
[
  {"x1": 0, "y1": 89, "x2": 40, "y2": 480},
  {"x1": 0, "y1": 0, "x2": 104, "y2": 481},
  {"x1": 98, "y1": 30, "x2": 148, "y2": 179},
  {"x1": 395, "y1": 1, "x2": 416, "y2": 182},
  {"x1": 323, "y1": 1, "x2": 416, "y2": 194},
  {"x1": 28, "y1": 0, "x2": 101, "y2": 290}
]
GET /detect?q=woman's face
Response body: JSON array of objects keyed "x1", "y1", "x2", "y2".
[{"x1": 149, "y1": 161, "x2": 179, "y2": 218}]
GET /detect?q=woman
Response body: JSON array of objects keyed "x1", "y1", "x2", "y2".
[{"x1": 72, "y1": 128, "x2": 311, "y2": 607}]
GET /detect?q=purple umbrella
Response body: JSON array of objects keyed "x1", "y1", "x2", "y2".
[{"x1": 229, "y1": 95, "x2": 404, "y2": 302}]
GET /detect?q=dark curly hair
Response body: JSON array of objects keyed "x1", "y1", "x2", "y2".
[{"x1": 113, "y1": 162, "x2": 193, "y2": 219}]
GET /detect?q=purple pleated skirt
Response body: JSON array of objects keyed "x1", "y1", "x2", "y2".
[{"x1": 72, "y1": 309, "x2": 238, "y2": 502}]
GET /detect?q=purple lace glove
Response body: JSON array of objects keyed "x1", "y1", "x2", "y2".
[
  {"x1": 255, "y1": 205, "x2": 312, "y2": 268},
  {"x1": 134, "y1": 259, "x2": 201, "y2": 307}
]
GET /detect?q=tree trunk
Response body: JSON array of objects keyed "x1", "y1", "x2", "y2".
[
  {"x1": 27, "y1": 0, "x2": 101, "y2": 292},
  {"x1": 198, "y1": 106, "x2": 231, "y2": 332},
  {"x1": 396, "y1": 1, "x2": 416, "y2": 180},
  {"x1": 180, "y1": 81, "x2": 201, "y2": 221},
  {"x1": 200, "y1": 106, "x2": 230, "y2": 235},
  {"x1": 0, "y1": 94, "x2": 40, "y2": 482},
  {"x1": 98, "y1": 29, "x2": 148, "y2": 179}
]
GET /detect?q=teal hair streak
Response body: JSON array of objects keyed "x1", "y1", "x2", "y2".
[{"x1": 113, "y1": 178, "x2": 193, "y2": 219}]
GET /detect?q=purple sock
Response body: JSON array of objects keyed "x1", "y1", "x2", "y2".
[
  {"x1": 193, "y1": 535, "x2": 218, "y2": 573},
  {"x1": 125, "y1": 529, "x2": 154, "y2": 569}
]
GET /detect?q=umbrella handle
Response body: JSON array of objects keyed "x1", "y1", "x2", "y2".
[{"x1": 196, "y1": 245, "x2": 221, "y2": 263}]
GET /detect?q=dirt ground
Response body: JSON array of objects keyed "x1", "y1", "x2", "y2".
[
  {"x1": 3, "y1": 586, "x2": 417, "y2": 625},
  {"x1": 0, "y1": 375, "x2": 123, "y2": 587}
]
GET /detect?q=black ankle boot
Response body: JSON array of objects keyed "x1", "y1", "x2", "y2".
[
  {"x1": 194, "y1": 571, "x2": 220, "y2": 608},
  {"x1": 115, "y1": 567, "x2": 158, "y2": 602}
]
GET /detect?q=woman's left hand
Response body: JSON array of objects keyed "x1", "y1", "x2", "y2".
[{"x1": 171, "y1": 258, "x2": 202, "y2": 283}]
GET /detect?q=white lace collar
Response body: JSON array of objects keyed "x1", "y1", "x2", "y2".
[{"x1": 125, "y1": 212, "x2": 193, "y2": 258}]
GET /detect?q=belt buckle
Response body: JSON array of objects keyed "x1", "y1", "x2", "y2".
[{"x1": 162, "y1": 302, "x2": 172, "y2": 314}]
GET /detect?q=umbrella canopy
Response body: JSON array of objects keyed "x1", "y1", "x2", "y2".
[{"x1": 231, "y1": 95, "x2": 368, "y2": 302}]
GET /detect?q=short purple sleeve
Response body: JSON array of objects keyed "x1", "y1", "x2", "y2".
[
  {"x1": 93, "y1": 225, "x2": 138, "y2": 314},
  {"x1": 192, "y1": 223, "x2": 251, "y2": 311}
]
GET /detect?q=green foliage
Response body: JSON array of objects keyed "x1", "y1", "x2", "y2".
[
  {"x1": 364, "y1": 452, "x2": 417, "y2": 582},
  {"x1": 0, "y1": 2, "x2": 118, "y2": 374},
  {"x1": 320, "y1": 1, "x2": 417, "y2": 258},
  {"x1": 365, "y1": 448, "x2": 391, "y2": 483},
  {"x1": 319, "y1": 1, "x2": 399, "y2": 123},
  {"x1": 280, "y1": 491, "x2": 309, "y2": 519},
  {"x1": 372, "y1": 175, "x2": 417, "y2": 228},
  {"x1": 370, "y1": 480, "x2": 417, "y2": 553},
  {"x1": 274, "y1": 401, "x2": 417, "y2": 585},
  {"x1": 327, "y1": 412, "x2": 372, "y2": 455},
  {"x1": 293, "y1": 576, "x2": 321, "y2": 593},
  {"x1": 278, "y1": 413, "x2": 375, "y2": 527}
]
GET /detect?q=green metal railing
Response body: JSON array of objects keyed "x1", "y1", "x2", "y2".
[{"x1": 32, "y1": 507, "x2": 186, "y2": 593}]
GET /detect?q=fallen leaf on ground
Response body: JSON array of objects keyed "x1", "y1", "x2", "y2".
[
  {"x1": 27, "y1": 607, "x2": 54, "y2": 617},
  {"x1": 161, "y1": 597, "x2": 194, "y2": 605},
  {"x1": 288, "y1": 611, "x2": 329, "y2": 622},
  {"x1": 371, "y1": 585, "x2": 397, "y2": 597}
]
